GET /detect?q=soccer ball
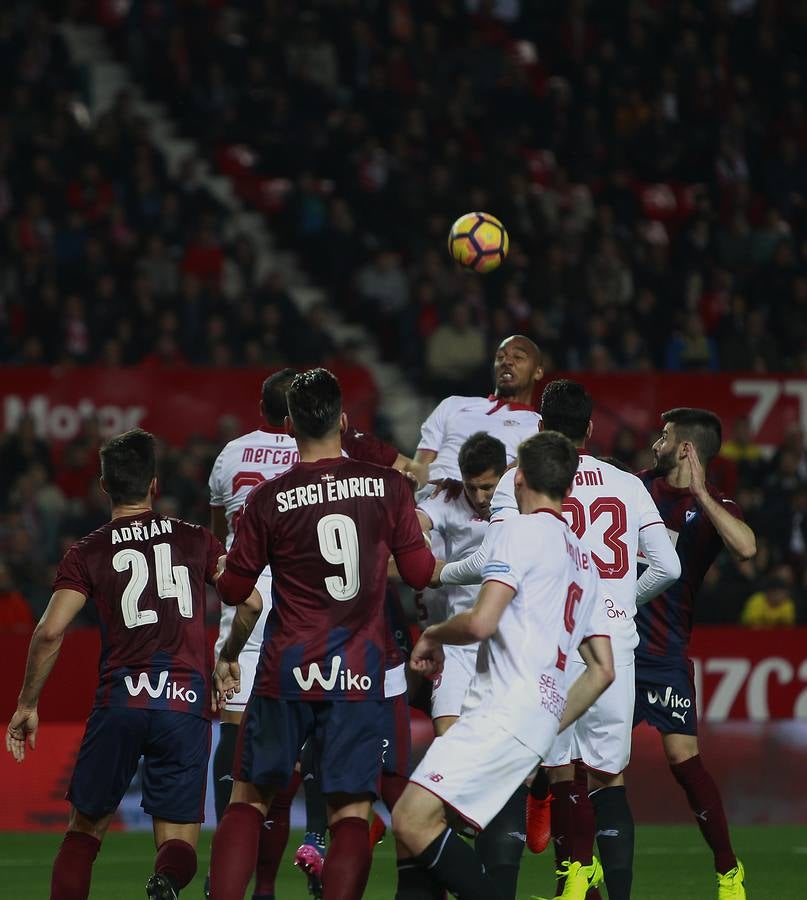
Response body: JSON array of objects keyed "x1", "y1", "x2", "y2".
[{"x1": 447, "y1": 212, "x2": 509, "y2": 273}]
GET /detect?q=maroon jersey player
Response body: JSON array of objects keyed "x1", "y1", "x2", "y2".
[
  {"x1": 5, "y1": 429, "x2": 258, "y2": 900},
  {"x1": 209, "y1": 369, "x2": 435, "y2": 900}
]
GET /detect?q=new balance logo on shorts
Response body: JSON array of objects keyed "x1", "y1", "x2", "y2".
[
  {"x1": 124, "y1": 670, "x2": 199, "y2": 704},
  {"x1": 427, "y1": 772, "x2": 444, "y2": 783},
  {"x1": 292, "y1": 656, "x2": 372, "y2": 692}
]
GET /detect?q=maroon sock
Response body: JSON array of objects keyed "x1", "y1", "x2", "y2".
[
  {"x1": 210, "y1": 802, "x2": 264, "y2": 900},
  {"x1": 572, "y1": 767, "x2": 596, "y2": 867},
  {"x1": 670, "y1": 755, "x2": 737, "y2": 874},
  {"x1": 155, "y1": 839, "x2": 197, "y2": 892},
  {"x1": 51, "y1": 831, "x2": 101, "y2": 900},
  {"x1": 381, "y1": 772, "x2": 408, "y2": 813},
  {"x1": 322, "y1": 816, "x2": 371, "y2": 900},
  {"x1": 254, "y1": 772, "x2": 301, "y2": 894},
  {"x1": 550, "y1": 778, "x2": 601, "y2": 899}
]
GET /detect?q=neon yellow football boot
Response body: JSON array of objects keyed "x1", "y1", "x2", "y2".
[
  {"x1": 717, "y1": 859, "x2": 746, "y2": 899},
  {"x1": 532, "y1": 857, "x2": 604, "y2": 900}
]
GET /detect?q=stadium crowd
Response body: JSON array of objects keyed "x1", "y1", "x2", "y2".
[
  {"x1": 92, "y1": 0, "x2": 807, "y2": 390},
  {"x1": 0, "y1": 0, "x2": 806, "y2": 630}
]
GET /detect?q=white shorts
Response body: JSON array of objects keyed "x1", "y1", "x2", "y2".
[
  {"x1": 214, "y1": 571, "x2": 272, "y2": 713},
  {"x1": 431, "y1": 644, "x2": 477, "y2": 720},
  {"x1": 409, "y1": 706, "x2": 542, "y2": 831},
  {"x1": 544, "y1": 660, "x2": 635, "y2": 775}
]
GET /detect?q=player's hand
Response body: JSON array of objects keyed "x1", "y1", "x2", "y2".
[
  {"x1": 685, "y1": 442, "x2": 707, "y2": 500},
  {"x1": 429, "y1": 559, "x2": 445, "y2": 588},
  {"x1": 410, "y1": 630, "x2": 445, "y2": 678},
  {"x1": 6, "y1": 706, "x2": 39, "y2": 763},
  {"x1": 429, "y1": 478, "x2": 464, "y2": 503},
  {"x1": 212, "y1": 659, "x2": 241, "y2": 712},
  {"x1": 214, "y1": 554, "x2": 227, "y2": 582}
]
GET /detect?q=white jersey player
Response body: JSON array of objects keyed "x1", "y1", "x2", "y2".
[
  {"x1": 413, "y1": 334, "x2": 544, "y2": 485},
  {"x1": 510, "y1": 380, "x2": 679, "y2": 900},
  {"x1": 391, "y1": 432, "x2": 615, "y2": 900},
  {"x1": 208, "y1": 422, "x2": 292, "y2": 701},
  {"x1": 416, "y1": 433, "x2": 508, "y2": 732}
]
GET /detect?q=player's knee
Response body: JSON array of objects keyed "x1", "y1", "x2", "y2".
[
  {"x1": 391, "y1": 787, "x2": 435, "y2": 851},
  {"x1": 662, "y1": 734, "x2": 699, "y2": 766}
]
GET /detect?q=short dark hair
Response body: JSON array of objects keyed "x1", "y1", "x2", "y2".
[
  {"x1": 458, "y1": 432, "x2": 508, "y2": 480},
  {"x1": 100, "y1": 428, "x2": 156, "y2": 505},
  {"x1": 287, "y1": 368, "x2": 342, "y2": 439},
  {"x1": 662, "y1": 407, "x2": 723, "y2": 462},
  {"x1": 261, "y1": 368, "x2": 297, "y2": 425},
  {"x1": 540, "y1": 380, "x2": 592, "y2": 443},
  {"x1": 517, "y1": 431, "x2": 579, "y2": 499}
]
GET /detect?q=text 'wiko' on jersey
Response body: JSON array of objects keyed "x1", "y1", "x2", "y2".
[
  {"x1": 54, "y1": 512, "x2": 223, "y2": 718},
  {"x1": 224, "y1": 457, "x2": 426, "y2": 702},
  {"x1": 635, "y1": 471, "x2": 743, "y2": 662}
]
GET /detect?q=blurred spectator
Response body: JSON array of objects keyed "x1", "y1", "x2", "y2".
[
  {"x1": 720, "y1": 416, "x2": 766, "y2": 488},
  {"x1": 425, "y1": 301, "x2": 487, "y2": 395},
  {"x1": 740, "y1": 569, "x2": 798, "y2": 628}
]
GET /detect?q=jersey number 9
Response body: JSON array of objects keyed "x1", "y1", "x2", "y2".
[{"x1": 316, "y1": 513, "x2": 361, "y2": 601}]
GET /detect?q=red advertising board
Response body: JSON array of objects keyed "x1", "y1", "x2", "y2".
[
  {"x1": 0, "y1": 369, "x2": 804, "y2": 451},
  {"x1": 0, "y1": 363, "x2": 381, "y2": 445},
  {"x1": 690, "y1": 628, "x2": 807, "y2": 721}
]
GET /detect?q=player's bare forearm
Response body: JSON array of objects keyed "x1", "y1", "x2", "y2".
[
  {"x1": 695, "y1": 491, "x2": 756, "y2": 561},
  {"x1": 414, "y1": 449, "x2": 437, "y2": 467},
  {"x1": 16, "y1": 589, "x2": 86, "y2": 709},
  {"x1": 426, "y1": 582, "x2": 513, "y2": 645},
  {"x1": 17, "y1": 627, "x2": 65, "y2": 710},
  {"x1": 557, "y1": 636, "x2": 614, "y2": 733},
  {"x1": 395, "y1": 454, "x2": 429, "y2": 489},
  {"x1": 425, "y1": 612, "x2": 480, "y2": 647},
  {"x1": 219, "y1": 590, "x2": 262, "y2": 662}
]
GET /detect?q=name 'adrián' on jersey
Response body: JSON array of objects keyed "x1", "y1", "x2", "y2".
[
  {"x1": 276, "y1": 476, "x2": 385, "y2": 512},
  {"x1": 111, "y1": 518, "x2": 174, "y2": 544}
]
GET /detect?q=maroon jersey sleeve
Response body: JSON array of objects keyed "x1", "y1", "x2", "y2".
[
  {"x1": 226, "y1": 482, "x2": 273, "y2": 579},
  {"x1": 53, "y1": 543, "x2": 92, "y2": 596},
  {"x1": 342, "y1": 426, "x2": 399, "y2": 467},
  {"x1": 389, "y1": 473, "x2": 435, "y2": 589}
]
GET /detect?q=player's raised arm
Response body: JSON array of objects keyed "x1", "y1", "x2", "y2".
[
  {"x1": 6, "y1": 587, "x2": 87, "y2": 762},
  {"x1": 685, "y1": 442, "x2": 757, "y2": 561}
]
